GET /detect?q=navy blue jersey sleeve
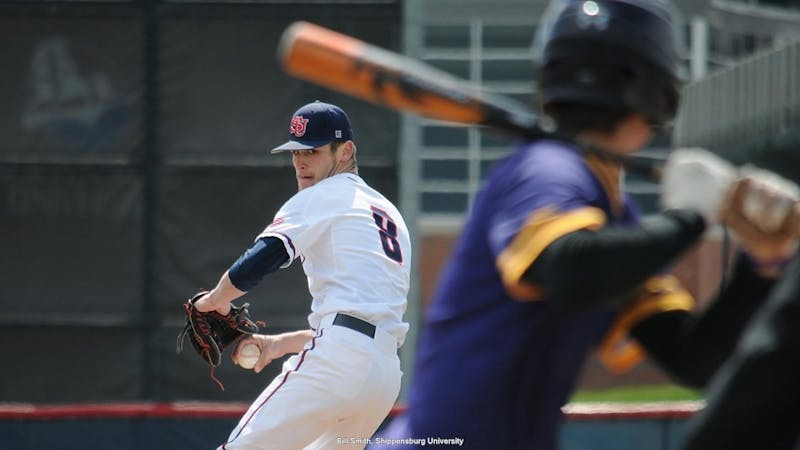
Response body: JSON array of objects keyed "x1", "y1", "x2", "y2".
[{"x1": 228, "y1": 236, "x2": 290, "y2": 292}]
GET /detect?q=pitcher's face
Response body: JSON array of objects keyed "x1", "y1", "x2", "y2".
[{"x1": 291, "y1": 144, "x2": 338, "y2": 191}]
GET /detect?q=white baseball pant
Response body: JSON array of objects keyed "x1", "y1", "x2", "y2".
[{"x1": 219, "y1": 313, "x2": 401, "y2": 450}]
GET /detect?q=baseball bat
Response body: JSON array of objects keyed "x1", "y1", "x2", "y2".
[
  {"x1": 276, "y1": 21, "x2": 660, "y2": 179},
  {"x1": 277, "y1": 21, "x2": 538, "y2": 136}
]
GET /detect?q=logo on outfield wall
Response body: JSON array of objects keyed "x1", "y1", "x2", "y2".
[{"x1": 22, "y1": 38, "x2": 128, "y2": 150}]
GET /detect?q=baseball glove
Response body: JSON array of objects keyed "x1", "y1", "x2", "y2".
[{"x1": 176, "y1": 291, "x2": 264, "y2": 389}]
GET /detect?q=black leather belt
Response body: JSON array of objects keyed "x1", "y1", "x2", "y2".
[{"x1": 333, "y1": 313, "x2": 376, "y2": 338}]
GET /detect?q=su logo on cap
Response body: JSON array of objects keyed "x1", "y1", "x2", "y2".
[{"x1": 289, "y1": 115, "x2": 309, "y2": 137}]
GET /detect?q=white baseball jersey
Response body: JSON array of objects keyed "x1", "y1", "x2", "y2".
[{"x1": 258, "y1": 173, "x2": 411, "y2": 346}]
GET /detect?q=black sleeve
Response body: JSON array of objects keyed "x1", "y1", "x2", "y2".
[
  {"x1": 523, "y1": 209, "x2": 706, "y2": 309},
  {"x1": 683, "y1": 257, "x2": 800, "y2": 450},
  {"x1": 629, "y1": 257, "x2": 776, "y2": 388}
]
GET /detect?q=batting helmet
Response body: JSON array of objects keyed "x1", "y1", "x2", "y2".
[{"x1": 539, "y1": 0, "x2": 681, "y2": 128}]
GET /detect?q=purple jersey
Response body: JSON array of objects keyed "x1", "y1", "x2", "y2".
[{"x1": 375, "y1": 140, "x2": 642, "y2": 449}]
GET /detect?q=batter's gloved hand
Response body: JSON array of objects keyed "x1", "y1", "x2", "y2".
[
  {"x1": 176, "y1": 291, "x2": 264, "y2": 389},
  {"x1": 720, "y1": 168, "x2": 800, "y2": 274},
  {"x1": 660, "y1": 147, "x2": 737, "y2": 226},
  {"x1": 661, "y1": 148, "x2": 799, "y2": 275}
]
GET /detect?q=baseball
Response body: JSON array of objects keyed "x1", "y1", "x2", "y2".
[{"x1": 237, "y1": 343, "x2": 261, "y2": 370}]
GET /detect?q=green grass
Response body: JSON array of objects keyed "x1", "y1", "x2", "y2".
[{"x1": 570, "y1": 384, "x2": 703, "y2": 403}]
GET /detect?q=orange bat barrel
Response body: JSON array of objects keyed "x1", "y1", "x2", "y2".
[{"x1": 277, "y1": 21, "x2": 537, "y2": 131}]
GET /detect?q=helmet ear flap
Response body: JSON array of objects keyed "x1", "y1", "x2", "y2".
[{"x1": 627, "y1": 66, "x2": 681, "y2": 128}]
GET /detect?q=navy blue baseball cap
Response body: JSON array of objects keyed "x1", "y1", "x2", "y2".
[{"x1": 270, "y1": 101, "x2": 354, "y2": 154}]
